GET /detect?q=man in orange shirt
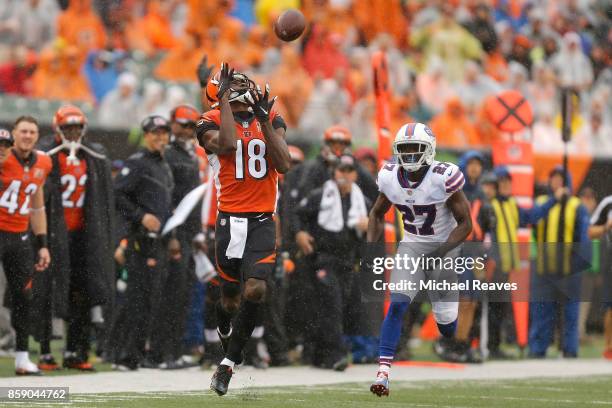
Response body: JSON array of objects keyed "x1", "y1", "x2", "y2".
[{"x1": 0, "y1": 116, "x2": 51, "y2": 375}]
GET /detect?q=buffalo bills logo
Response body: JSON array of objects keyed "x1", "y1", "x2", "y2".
[{"x1": 424, "y1": 126, "x2": 435, "y2": 139}]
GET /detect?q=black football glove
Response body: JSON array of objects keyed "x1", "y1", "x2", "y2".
[
  {"x1": 217, "y1": 62, "x2": 234, "y2": 100},
  {"x1": 248, "y1": 84, "x2": 277, "y2": 123},
  {"x1": 196, "y1": 55, "x2": 215, "y2": 87}
]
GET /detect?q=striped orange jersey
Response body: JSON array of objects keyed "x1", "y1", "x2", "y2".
[
  {"x1": 58, "y1": 151, "x2": 87, "y2": 231},
  {"x1": 0, "y1": 150, "x2": 52, "y2": 233},
  {"x1": 196, "y1": 109, "x2": 286, "y2": 214}
]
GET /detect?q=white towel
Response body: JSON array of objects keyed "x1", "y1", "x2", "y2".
[
  {"x1": 317, "y1": 180, "x2": 367, "y2": 233},
  {"x1": 226, "y1": 216, "x2": 248, "y2": 259}
]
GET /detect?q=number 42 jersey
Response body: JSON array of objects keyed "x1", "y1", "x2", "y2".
[{"x1": 377, "y1": 160, "x2": 465, "y2": 242}]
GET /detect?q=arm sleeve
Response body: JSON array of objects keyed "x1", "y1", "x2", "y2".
[
  {"x1": 113, "y1": 161, "x2": 145, "y2": 225},
  {"x1": 519, "y1": 196, "x2": 556, "y2": 226},
  {"x1": 295, "y1": 192, "x2": 321, "y2": 234},
  {"x1": 444, "y1": 164, "x2": 465, "y2": 197},
  {"x1": 195, "y1": 118, "x2": 220, "y2": 147}
]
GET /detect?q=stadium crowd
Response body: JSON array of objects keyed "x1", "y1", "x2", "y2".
[{"x1": 0, "y1": 0, "x2": 610, "y2": 374}]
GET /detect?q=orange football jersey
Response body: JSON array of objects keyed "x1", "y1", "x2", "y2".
[
  {"x1": 199, "y1": 110, "x2": 284, "y2": 214},
  {"x1": 0, "y1": 150, "x2": 52, "y2": 233},
  {"x1": 58, "y1": 152, "x2": 88, "y2": 231}
]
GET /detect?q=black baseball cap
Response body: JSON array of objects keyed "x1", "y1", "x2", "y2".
[
  {"x1": 336, "y1": 154, "x2": 356, "y2": 171},
  {"x1": 0, "y1": 128, "x2": 13, "y2": 146},
  {"x1": 141, "y1": 115, "x2": 171, "y2": 133}
]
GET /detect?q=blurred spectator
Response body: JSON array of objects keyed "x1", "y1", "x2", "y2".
[
  {"x1": 57, "y1": 0, "x2": 107, "y2": 52},
  {"x1": 483, "y1": 44, "x2": 510, "y2": 83},
  {"x1": 10, "y1": 0, "x2": 59, "y2": 51},
  {"x1": 550, "y1": 32, "x2": 594, "y2": 92},
  {"x1": 411, "y1": 4, "x2": 483, "y2": 82},
  {"x1": 532, "y1": 105, "x2": 563, "y2": 154},
  {"x1": 430, "y1": 97, "x2": 481, "y2": 148},
  {"x1": 354, "y1": 147, "x2": 377, "y2": 179},
  {"x1": 155, "y1": 33, "x2": 205, "y2": 82},
  {"x1": 352, "y1": 0, "x2": 408, "y2": 46},
  {"x1": 270, "y1": 45, "x2": 313, "y2": 127},
  {"x1": 139, "y1": 0, "x2": 178, "y2": 51},
  {"x1": 0, "y1": 46, "x2": 36, "y2": 95},
  {"x1": 493, "y1": 0, "x2": 528, "y2": 32},
  {"x1": 84, "y1": 50, "x2": 121, "y2": 103},
  {"x1": 138, "y1": 81, "x2": 166, "y2": 120},
  {"x1": 185, "y1": 0, "x2": 244, "y2": 45},
  {"x1": 465, "y1": 3, "x2": 497, "y2": 53},
  {"x1": 31, "y1": 46, "x2": 92, "y2": 102},
  {"x1": 416, "y1": 58, "x2": 456, "y2": 113},
  {"x1": 576, "y1": 108, "x2": 612, "y2": 157},
  {"x1": 454, "y1": 61, "x2": 500, "y2": 117},
  {"x1": 302, "y1": 26, "x2": 349, "y2": 79},
  {"x1": 98, "y1": 71, "x2": 139, "y2": 128},
  {"x1": 158, "y1": 85, "x2": 189, "y2": 116},
  {"x1": 504, "y1": 61, "x2": 530, "y2": 97},
  {"x1": 0, "y1": 0, "x2": 18, "y2": 45},
  {"x1": 526, "y1": 62, "x2": 558, "y2": 117},
  {"x1": 402, "y1": 87, "x2": 434, "y2": 125},
  {"x1": 299, "y1": 77, "x2": 350, "y2": 138},
  {"x1": 508, "y1": 35, "x2": 533, "y2": 72}
]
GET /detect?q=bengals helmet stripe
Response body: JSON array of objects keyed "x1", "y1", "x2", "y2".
[
  {"x1": 206, "y1": 67, "x2": 257, "y2": 109},
  {"x1": 324, "y1": 125, "x2": 352, "y2": 144}
]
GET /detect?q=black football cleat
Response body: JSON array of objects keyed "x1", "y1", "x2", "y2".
[{"x1": 210, "y1": 364, "x2": 233, "y2": 396}]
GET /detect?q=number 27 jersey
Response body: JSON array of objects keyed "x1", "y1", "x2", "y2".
[
  {"x1": 377, "y1": 160, "x2": 465, "y2": 242},
  {"x1": 197, "y1": 109, "x2": 287, "y2": 214}
]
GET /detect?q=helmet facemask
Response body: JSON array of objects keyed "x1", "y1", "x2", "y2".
[
  {"x1": 393, "y1": 140, "x2": 433, "y2": 172},
  {"x1": 57, "y1": 122, "x2": 87, "y2": 165},
  {"x1": 227, "y1": 72, "x2": 257, "y2": 105}
]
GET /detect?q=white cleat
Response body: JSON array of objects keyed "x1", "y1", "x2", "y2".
[{"x1": 370, "y1": 371, "x2": 389, "y2": 397}]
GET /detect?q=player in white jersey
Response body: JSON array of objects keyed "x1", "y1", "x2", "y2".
[{"x1": 367, "y1": 123, "x2": 472, "y2": 397}]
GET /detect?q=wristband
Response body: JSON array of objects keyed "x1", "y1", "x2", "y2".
[{"x1": 35, "y1": 234, "x2": 48, "y2": 250}]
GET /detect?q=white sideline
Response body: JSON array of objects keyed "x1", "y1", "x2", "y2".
[{"x1": 0, "y1": 360, "x2": 610, "y2": 394}]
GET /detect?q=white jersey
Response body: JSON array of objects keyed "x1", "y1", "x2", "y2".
[{"x1": 377, "y1": 160, "x2": 465, "y2": 242}]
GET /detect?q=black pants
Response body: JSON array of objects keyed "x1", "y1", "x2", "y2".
[
  {"x1": 150, "y1": 229, "x2": 195, "y2": 362},
  {"x1": 284, "y1": 255, "x2": 315, "y2": 350},
  {"x1": 263, "y1": 269, "x2": 289, "y2": 362},
  {"x1": 65, "y1": 231, "x2": 93, "y2": 358},
  {"x1": 0, "y1": 231, "x2": 34, "y2": 352},
  {"x1": 114, "y1": 235, "x2": 164, "y2": 365},
  {"x1": 310, "y1": 256, "x2": 352, "y2": 367},
  {"x1": 488, "y1": 301, "x2": 510, "y2": 352}
]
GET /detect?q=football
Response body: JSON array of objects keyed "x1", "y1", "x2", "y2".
[{"x1": 274, "y1": 9, "x2": 306, "y2": 42}]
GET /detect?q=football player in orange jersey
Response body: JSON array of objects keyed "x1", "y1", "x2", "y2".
[
  {"x1": 196, "y1": 63, "x2": 291, "y2": 396},
  {"x1": 37, "y1": 105, "x2": 115, "y2": 372},
  {"x1": 0, "y1": 116, "x2": 52, "y2": 375}
]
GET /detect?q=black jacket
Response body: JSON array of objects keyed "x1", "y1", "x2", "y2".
[
  {"x1": 296, "y1": 186, "x2": 371, "y2": 265},
  {"x1": 114, "y1": 148, "x2": 175, "y2": 232},
  {"x1": 164, "y1": 139, "x2": 201, "y2": 237},
  {"x1": 37, "y1": 139, "x2": 115, "y2": 318}
]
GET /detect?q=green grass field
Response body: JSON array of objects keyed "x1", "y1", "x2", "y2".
[{"x1": 63, "y1": 376, "x2": 612, "y2": 408}]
